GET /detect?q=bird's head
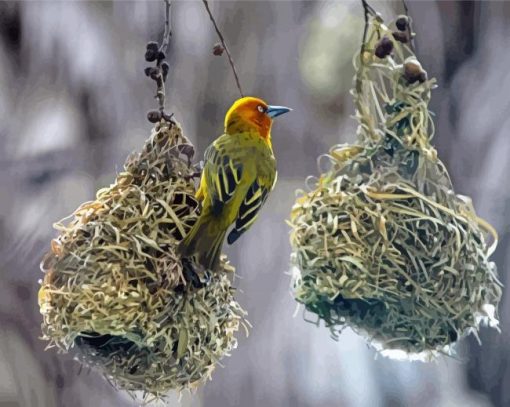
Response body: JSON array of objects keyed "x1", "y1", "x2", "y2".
[{"x1": 224, "y1": 96, "x2": 291, "y2": 140}]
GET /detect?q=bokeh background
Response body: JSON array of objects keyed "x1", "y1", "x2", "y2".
[{"x1": 0, "y1": 1, "x2": 509, "y2": 406}]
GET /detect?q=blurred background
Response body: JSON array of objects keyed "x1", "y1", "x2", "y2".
[{"x1": 0, "y1": 0, "x2": 509, "y2": 406}]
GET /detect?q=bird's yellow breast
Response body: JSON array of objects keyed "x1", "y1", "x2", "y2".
[{"x1": 197, "y1": 131, "x2": 276, "y2": 227}]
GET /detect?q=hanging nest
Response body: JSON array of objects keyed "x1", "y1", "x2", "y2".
[
  {"x1": 289, "y1": 12, "x2": 501, "y2": 359},
  {"x1": 38, "y1": 120, "x2": 247, "y2": 396}
]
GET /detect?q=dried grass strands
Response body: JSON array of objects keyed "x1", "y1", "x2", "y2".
[
  {"x1": 39, "y1": 120, "x2": 247, "y2": 397},
  {"x1": 289, "y1": 11, "x2": 501, "y2": 360}
]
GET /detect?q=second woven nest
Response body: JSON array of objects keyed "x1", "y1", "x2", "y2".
[
  {"x1": 38, "y1": 120, "x2": 246, "y2": 396},
  {"x1": 289, "y1": 13, "x2": 501, "y2": 359}
]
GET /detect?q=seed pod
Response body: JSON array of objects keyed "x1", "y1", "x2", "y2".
[
  {"x1": 146, "y1": 41, "x2": 159, "y2": 52},
  {"x1": 395, "y1": 15, "x2": 409, "y2": 31},
  {"x1": 144, "y1": 67, "x2": 154, "y2": 77},
  {"x1": 144, "y1": 67, "x2": 159, "y2": 80},
  {"x1": 403, "y1": 58, "x2": 424, "y2": 84},
  {"x1": 145, "y1": 50, "x2": 158, "y2": 62},
  {"x1": 147, "y1": 110, "x2": 162, "y2": 123},
  {"x1": 392, "y1": 31, "x2": 409, "y2": 43},
  {"x1": 213, "y1": 43, "x2": 224, "y2": 56},
  {"x1": 375, "y1": 36, "x2": 394, "y2": 59},
  {"x1": 145, "y1": 42, "x2": 160, "y2": 62}
]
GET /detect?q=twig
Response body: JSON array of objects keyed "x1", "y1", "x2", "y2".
[
  {"x1": 361, "y1": 0, "x2": 370, "y2": 58},
  {"x1": 402, "y1": 0, "x2": 416, "y2": 53},
  {"x1": 356, "y1": 0, "x2": 377, "y2": 132},
  {"x1": 201, "y1": 0, "x2": 244, "y2": 98},
  {"x1": 159, "y1": 0, "x2": 172, "y2": 56},
  {"x1": 360, "y1": 0, "x2": 377, "y2": 59},
  {"x1": 157, "y1": 0, "x2": 172, "y2": 114},
  {"x1": 145, "y1": 0, "x2": 173, "y2": 124},
  {"x1": 356, "y1": 0, "x2": 371, "y2": 98},
  {"x1": 361, "y1": 0, "x2": 377, "y2": 20}
]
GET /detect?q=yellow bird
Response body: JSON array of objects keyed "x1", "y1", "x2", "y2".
[{"x1": 179, "y1": 96, "x2": 291, "y2": 270}]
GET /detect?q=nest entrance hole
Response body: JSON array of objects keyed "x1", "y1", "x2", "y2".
[
  {"x1": 76, "y1": 331, "x2": 141, "y2": 351},
  {"x1": 75, "y1": 332, "x2": 149, "y2": 361}
]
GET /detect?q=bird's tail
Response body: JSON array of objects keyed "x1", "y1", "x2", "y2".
[{"x1": 178, "y1": 212, "x2": 226, "y2": 271}]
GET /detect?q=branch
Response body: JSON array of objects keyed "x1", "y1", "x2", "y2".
[
  {"x1": 146, "y1": 0, "x2": 174, "y2": 124},
  {"x1": 360, "y1": 0, "x2": 377, "y2": 59},
  {"x1": 201, "y1": 0, "x2": 244, "y2": 98},
  {"x1": 159, "y1": 0, "x2": 172, "y2": 56},
  {"x1": 361, "y1": 0, "x2": 370, "y2": 57},
  {"x1": 402, "y1": 0, "x2": 416, "y2": 53},
  {"x1": 156, "y1": 0, "x2": 172, "y2": 114},
  {"x1": 356, "y1": 0, "x2": 378, "y2": 109}
]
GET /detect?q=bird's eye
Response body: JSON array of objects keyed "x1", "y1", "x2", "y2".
[{"x1": 257, "y1": 105, "x2": 265, "y2": 113}]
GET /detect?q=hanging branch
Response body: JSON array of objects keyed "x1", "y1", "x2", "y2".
[
  {"x1": 402, "y1": 0, "x2": 416, "y2": 52},
  {"x1": 360, "y1": 0, "x2": 378, "y2": 59},
  {"x1": 146, "y1": 0, "x2": 174, "y2": 123},
  {"x1": 160, "y1": 0, "x2": 172, "y2": 56},
  {"x1": 360, "y1": 0, "x2": 370, "y2": 58},
  {"x1": 202, "y1": 0, "x2": 244, "y2": 98}
]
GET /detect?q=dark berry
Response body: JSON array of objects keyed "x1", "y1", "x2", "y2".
[
  {"x1": 144, "y1": 67, "x2": 159, "y2": 79},
  {"x1": 375, "y1": 36, "x2": 394, "y2": 59},
  {"x1": 213, "y1": 43, "x2": 224, "y2": 56},
  {"x1": 146, "y1": 41, "x2": 159, "y2": 52},
  {"x1": 145, "y1": 49, "x2": 158, "y2": 62},
  {"x1": 396, "y1": 15, "x2": 409, "y2": 31},
  {"x1": 404, "y1": 59, "x2": 425, "y2": 84},
  {"x1": 147, "y1": 110, "x2": 162, "y2": 123},
  {"x1": 392, "y1": 31, "x2": 409, "y2": 43}
]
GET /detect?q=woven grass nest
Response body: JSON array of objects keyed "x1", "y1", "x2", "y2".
[
  {"x1": 38, "y1": 120, "x2": 246, "y2": 396},
  {"x1": 289, "y1": 13, "x2": 501, "y2": 359}
]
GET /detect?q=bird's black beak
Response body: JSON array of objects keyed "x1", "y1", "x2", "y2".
[{"x1": 266, "y1": 105, "x2": 292, "y2": 118}]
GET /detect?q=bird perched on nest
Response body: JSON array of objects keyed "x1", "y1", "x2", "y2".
[{"x1": 179, "y1": 96, "x2": 291, "y2": 270}]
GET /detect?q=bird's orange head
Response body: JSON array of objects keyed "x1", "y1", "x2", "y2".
[{"x1": 224, "y1": 96, "x2": 291, "y2": 140}]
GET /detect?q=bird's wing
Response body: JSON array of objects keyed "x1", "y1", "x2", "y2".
[
  {"x1": 227, "y1": 169, "x2": 276, "y2": 245},
  {"x1": 202, "y1": 139, "x2": 244, "y2": 215}
]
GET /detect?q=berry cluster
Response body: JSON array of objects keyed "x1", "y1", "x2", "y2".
[{"x1": 144, "y1": 41, "x2": 173, "y2": 123}]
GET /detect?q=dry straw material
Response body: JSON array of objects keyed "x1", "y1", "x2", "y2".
[
  {"x1": 289, "y1": 13, "x2": 501, "y2": 359},
  {"x1": 38, "y1": 120, "x2": 246, "y2": 396}
]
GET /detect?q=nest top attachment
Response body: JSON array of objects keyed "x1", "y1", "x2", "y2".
[
  {"x1": 290, "y1": 11, "x2": 501, "y2": 360},
  {"x1": 39, "y1": 121, "x2": 246, "y2": 398},
  {"x1": 353, "y1": 12, "x2": 438, "y2": 158}
]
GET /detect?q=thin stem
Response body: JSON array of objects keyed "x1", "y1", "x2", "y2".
[
  {"x1": 159, "y1": 0, "x2": 172, "y2": 55},
  {"x1": 157, "y1": 0, "x2": 172, "y2": 114},
  {"x1": 202, "y1": 0, "x2": 244, "y2": 98},
  {"x1": 402, "y1": 0, "x2": 416, "y2": 53},
  {"x1": 360, "y1": 0, "x2": 377, "y2": 60},
  {"x1": 361, "y1": 0, "x2": 370, "y2": 57},
  {"x1": 356, "y1": 0, "x2": 377, "y2": 137}
]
